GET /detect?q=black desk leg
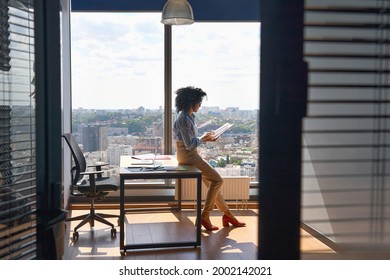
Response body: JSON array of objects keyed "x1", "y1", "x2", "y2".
[
  {"x1": 178, "y1": 178, "x2": 182, "y2": 211},
  {"x1": 196, "y1": 174, "x2": 202, "y2": 246},
  {"x1": 120, "y1": 177, "x2": 125, "y2": 252}
]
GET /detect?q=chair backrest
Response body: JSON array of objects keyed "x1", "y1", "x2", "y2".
[{"x1": 62, "y1": 133, "x2": 87, "y2": 186}]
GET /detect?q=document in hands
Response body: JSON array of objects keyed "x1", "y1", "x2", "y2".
[{"x1": 212, "y1": 123, "x2": 233, "y2": 139}]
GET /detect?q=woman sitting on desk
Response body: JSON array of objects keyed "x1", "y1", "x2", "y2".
[{"x1": 173, "y1": 86, "x2": 245, "y2": 231}]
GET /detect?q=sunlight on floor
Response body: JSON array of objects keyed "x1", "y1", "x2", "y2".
[{"x1": 63, "y1": 209, "x2": 332, "y2": 260}]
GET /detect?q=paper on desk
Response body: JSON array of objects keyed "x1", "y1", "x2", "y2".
[
  {"x1": 125, "y1": 166, "x2": 187, "y2": 172},
  {"x1": 131, "y1": 154, "x2": 172, "y2": 160}
]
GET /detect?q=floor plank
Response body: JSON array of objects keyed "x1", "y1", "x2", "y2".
[{"x1": 62, "y1": 208, "x2": 333, "y2": 260}]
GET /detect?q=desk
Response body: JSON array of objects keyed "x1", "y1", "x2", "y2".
[{"x1": 119, "y1": 155, "x2": 202, "y2": 252}]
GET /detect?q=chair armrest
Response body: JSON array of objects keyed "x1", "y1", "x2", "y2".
[
  {"x1": 87, "y1": 162, "x2": 108, "y2": 178},
  {"x1": 80, "y1": 170, "x2": 104, "y2": 176},
  {"x1": 88, "y1": 161, "x2": 108, "y2": 168}
]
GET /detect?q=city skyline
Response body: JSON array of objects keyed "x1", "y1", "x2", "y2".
[{"x1": 72, "y1": 105, "x2": 259, "y2": 112}]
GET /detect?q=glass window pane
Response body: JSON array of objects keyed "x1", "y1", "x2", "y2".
[
  {"x1": 172, "y1": 23, "x2": 260, "y2": 182},
  {"x1": 0, "y1": 3, "x2": 37, "y2": 259},
  {"x1": 71, "y1": 13, "x2": 164, "y2": 177}
]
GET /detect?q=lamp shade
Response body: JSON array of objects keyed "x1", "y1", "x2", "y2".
[{"x1": 161, "y1": 0, "x2": 194, "y2": 25}]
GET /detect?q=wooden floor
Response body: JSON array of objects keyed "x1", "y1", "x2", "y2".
[{"x1": 62, "y1": 208, "x2": 335, "y2": 260}]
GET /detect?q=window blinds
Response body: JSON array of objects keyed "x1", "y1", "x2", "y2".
[
  {"x1": 0, "y1": 0, "x2": 36, "y2": 260},
  {"x1": 0, "y1": 1, "x2": 11, "y2": 71},
  {"x1": 302, "y1": 0, "x2": 390, "y2": 252}
]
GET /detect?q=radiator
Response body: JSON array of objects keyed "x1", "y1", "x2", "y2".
[{"x1": 177, "y1": 176, "x2": 250, "y2": 209}]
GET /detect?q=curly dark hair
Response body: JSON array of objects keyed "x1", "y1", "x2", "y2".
[{"x1": 175, "y1": 86, "x2": 207, "y2": 113}]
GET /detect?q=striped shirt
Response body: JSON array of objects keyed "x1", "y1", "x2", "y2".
[{"x1": 173, "y1": 111, "x2": 205, "y2": 150}]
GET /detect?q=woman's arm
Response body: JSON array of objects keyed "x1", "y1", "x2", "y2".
[
  {"x1": 179, "y1": 118, "x2": 205, "y2": 150},
  {"x1": 177, "y1": 116, "x2": 204, "y2": 150},
  {"x1": 174, "y1": 113, "x2": 216, "y2": 150}
]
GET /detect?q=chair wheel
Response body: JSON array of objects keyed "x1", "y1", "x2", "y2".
[
  {"x1": 111, "y1": 228, "x2": 117, "y2": 237},
  {"x1": 73, "y1": 231, "x2": 79, "y2": 241}
]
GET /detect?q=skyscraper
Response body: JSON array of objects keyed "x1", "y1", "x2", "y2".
[{"x1": 81, "y1": 125, "x2": 108, "y2": 152}]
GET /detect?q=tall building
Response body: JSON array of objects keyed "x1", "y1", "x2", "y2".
[
  {"x1": 98, "y1": 126, "x2": 108, "y2": 151},
  {"x1": 81, "y1": 125, "x2": 108, "y2": 152}
]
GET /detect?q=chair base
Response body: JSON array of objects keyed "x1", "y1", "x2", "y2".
[{"x1": 66, "y1": 208, "x2": 120, "y2": 241}]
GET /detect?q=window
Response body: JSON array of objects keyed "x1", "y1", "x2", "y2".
[
  {"x1": 0, "y1": 0, "x2": 37, "y2": 259},
  {"x1": 172, "y1": 22, "x2": 260, "y2": 182},
  {"x1": 302, "y1": 0, "x2": 390, "y2": 250},
  {"x1": 71, "y1": 13, "x2": 164, "y2": 177},
  {"x1": 71, "y1": 14, "x2": 260, "y2": 187}
]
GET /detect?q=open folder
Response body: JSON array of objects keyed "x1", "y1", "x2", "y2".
[{"x1": 211, "y1": 123, "x2": 233, "y2": 139}]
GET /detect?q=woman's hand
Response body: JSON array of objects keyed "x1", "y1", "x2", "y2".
[{"x1": 200, "y1": 131, "x2": 217, "y2": 142}]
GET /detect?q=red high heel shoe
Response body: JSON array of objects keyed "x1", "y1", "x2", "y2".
[
  {"x1": 201, "y1": 219, "x2": 219, "y2": 231},
  {"x1": 222, "y1": 215, "x2": 246, "y2": 227}
]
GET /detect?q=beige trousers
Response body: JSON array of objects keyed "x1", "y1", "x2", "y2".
[{"x1": 176, "y1": 141, "x2": 229, "y2": 214}]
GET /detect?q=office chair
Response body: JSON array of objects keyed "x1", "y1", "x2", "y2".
[{"x1": 62, "y1": 133, "x2": 120, "y2": 241}]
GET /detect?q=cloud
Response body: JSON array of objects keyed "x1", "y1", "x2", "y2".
[{"x1": 71, "y1": 13, "x2": 260, "y2": 110}]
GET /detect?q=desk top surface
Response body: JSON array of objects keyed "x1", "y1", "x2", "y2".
[{"x1": 119, "y1": 155, "x2": 201, "y2": 177}]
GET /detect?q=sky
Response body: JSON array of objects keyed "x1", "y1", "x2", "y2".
[{"x1": 71, "y1": 13, "x2": 260, "y2": 110}]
